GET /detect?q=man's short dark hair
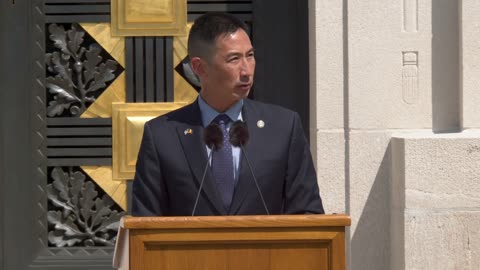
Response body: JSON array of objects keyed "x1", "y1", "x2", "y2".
[{"x1": 188, "y1": 12, "x2": 249, "y2": 60}]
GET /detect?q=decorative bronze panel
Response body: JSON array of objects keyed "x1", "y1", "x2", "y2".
[
  {"x1": 46, "y1": 166, "x2": 126, "y2": 247},
  {"x1": 125, "y1": 37, "x2": 175, "y2": 102},
  {"x1": 45, "y1": 0, "x2": 111, "y2": 23},
  {"x1": 45, "y1": 23, "x2": 124, "y2": 118},
  {"x1": 22, "y1": 1, "x2": 253, "y2": 268}
]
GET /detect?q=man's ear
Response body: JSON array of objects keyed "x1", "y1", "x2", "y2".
[{"x1": 190, "y1": 57, "x2": 206, "y2": 78}]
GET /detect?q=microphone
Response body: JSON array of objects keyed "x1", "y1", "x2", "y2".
[
  {"x1": 191, "y1": 123, "x2": 223, "y2": 216},
  {"x1": 229, "y1": 120, "x2": 270, "y2": 215}
]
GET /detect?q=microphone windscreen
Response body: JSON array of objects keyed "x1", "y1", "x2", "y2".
[
  {"x1": 229, "y1": 120, "x2": 249, "y2": 147},
  {"x1": 203, "y1": 123, "x2": 223, "y2": 150}
]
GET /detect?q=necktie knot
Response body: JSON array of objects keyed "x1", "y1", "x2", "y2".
[{"x1": 213, "y1": 114, "x2": 231, "y2": 125}]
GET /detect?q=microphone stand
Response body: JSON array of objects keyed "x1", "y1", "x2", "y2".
[
  {"x1": 191, "y1": 150, "x2": 213, "y2": 216},
  {"x1": 230, "y1": 120, "x2": 270, "y2": 215},
  {"x1": 239, "y1": 145, "x2": 270, "y2": 215}
]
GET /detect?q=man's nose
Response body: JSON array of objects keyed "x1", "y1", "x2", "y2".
[{"x1": 239, "y1": 59, "x2": 253, "y2": 77}]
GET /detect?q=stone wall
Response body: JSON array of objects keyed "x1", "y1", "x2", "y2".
[{"x1": 309, "y1": 1, "x2": 480, "y2": 269}]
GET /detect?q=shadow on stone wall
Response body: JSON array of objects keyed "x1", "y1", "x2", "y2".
[
  {"x1": 351, "y1": 142, "x2": 391, "y2": 270},
  {"x1": 432, "y1": 0, "x2": 460, "y2": 133}
]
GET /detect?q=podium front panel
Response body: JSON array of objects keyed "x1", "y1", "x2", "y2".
[{"x1": 129, "y1": 226, "x2": 345, "y2": 270}]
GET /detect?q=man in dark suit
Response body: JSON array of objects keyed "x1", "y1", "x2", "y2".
[{"x1": 132, "y1": 12, "x2": 324, "y2": 216}]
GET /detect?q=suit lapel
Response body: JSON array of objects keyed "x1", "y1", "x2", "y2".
[
  {"x1": 229, "y1": 101, "x2": 264, "y2": 214},
  {"x1": 175, "y1": 102, "x2": 226, "y2": 215}
]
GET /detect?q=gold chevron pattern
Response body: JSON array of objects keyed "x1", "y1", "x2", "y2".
[
  {"x1": 80, "y1": 23, "x2": 126, "y2": 66},
  {"x1": 78, "y1": 23, "x2": 127, "y2": 211},
  {"x1": 173, "y1": 23, "x2": 198, "y2": 103},
  {"x1": 80, "y1": 23, "x2": 126, "y2": 119},
  {"x1": 76, "y1": 22, "x2": 197, "y2": 211},
  {"x1": 81, "y1": 73, "x2": 126, "y2": 118},
  {"x1": 82, "y1": 166, "x2": 127, "y2": 211}
]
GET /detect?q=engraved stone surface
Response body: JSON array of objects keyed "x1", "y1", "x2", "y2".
[
  {"x1": 309, "y1": 1, "x2": 479, "y2": 270},
  {"x1": 402, "y1": 52, "x2": 419, "y2": 104},
  {"x1": 349, "y1": 0, "x2": 432, "y2": 129}
]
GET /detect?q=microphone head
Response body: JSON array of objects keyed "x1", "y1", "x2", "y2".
[
  {"x1": 203, "y1": 122, "x2": 223, "y2": 150},
  {"x1": 229, "y1": 120, "x2": 249, "y2": 147}
]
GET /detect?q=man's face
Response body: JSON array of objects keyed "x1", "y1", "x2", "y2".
[{"x1": 196, "y1": 29, "x2": 255, "y2": 111}]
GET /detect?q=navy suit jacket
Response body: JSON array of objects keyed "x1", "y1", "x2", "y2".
[{"x1": 131, "y1": 98, "x2": 324, "y2": 216}]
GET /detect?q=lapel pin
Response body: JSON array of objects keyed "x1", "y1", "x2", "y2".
[
  {"x1": 184, "y1": 128, "x2": 193, "y2": 135},
  {"x1": 257, "y1": 120, "x2": 265, "y2": 128}
]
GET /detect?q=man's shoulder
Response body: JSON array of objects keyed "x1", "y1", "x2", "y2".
[
  {"x1": 146, "y1": 101, "x2": 199, "y2": 127},
  {"x1": 244, "y1": 98, "x2": 298, "y2": 119}
]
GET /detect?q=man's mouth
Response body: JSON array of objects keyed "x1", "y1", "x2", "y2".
[{"x1": 238, "y1": 83, "x2": 251, "y2": 89}]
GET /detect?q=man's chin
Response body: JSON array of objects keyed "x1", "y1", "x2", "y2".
[{"x1": 234, "y1": 89, "x2": 251, "y2": 99}]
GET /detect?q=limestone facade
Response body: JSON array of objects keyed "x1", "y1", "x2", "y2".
[{"x1": 309, "y1": 1, "x2": 480, "y2": 269}]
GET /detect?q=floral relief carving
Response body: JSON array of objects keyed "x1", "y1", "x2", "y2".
[
  {"x1": 46, "y1": 167, "x2": 125, "y2": 247},
  {"x1": 45, "y1": 23, "x2": 120, "y2": 117}
]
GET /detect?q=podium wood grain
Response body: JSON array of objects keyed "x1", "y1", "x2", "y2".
[{"x1": 122, "y1": 215, "x2": 350, "y2": 270}]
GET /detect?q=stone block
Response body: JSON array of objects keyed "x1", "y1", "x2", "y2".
[
  {"x1": 462, "y1": 0, "x2": 480, "y2": 128},
  {"x1": 349, "y1": 0, "x2": 432, "y2": 129},
  {"x1": 349, "y1": 131, "x2": 392, "y2": 270},
  {"x1": 310, "y1": 0, "x2": 344, "y2": 129},
  {"x1": 393, "y1": 211, "x2": 480, "y2": 270},
  {"x1": 314, "y1": 130, "x2": 345, "y2": 214},
  {"x1": 392, "y1": 131, "x2": 480, "y2": 209},
  {"x1": 391, "y1": 131, "x2": 480, "y2": 269}
]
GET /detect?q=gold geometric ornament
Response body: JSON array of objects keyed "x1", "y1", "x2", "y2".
[
  {"x1": 112, "y1": 102, "x2": 187, "y2": 180},
  {"x1": 80, "y1": 23, "x2": 126, "y2": 118},
  {"x1": 80, "y1": 23, "x2": 126, "y2": 66},
  {"x1": 82, "y1": 166, "x2": 128, "y2": 211},
  {"x1": 111, "y1": 0, "x2": 187, "y2": 36},
  {"x1": 77, "y1": 23, "x2": 127, "y2": 211},
  {"x1": 81, "y1": 72, "x2": 126, "y2": 118},
  {"x1": 173, "y1": 22, "x2": 198, "y2": 104}
]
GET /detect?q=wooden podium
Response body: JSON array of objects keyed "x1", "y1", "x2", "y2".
[{"x1": 113, "y1": 214, "x2": 350, "y2": 270}]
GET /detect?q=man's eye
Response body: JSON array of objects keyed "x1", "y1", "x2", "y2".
[{"x1": 228, "y1": 57, "x2": 239, "y2": 62}]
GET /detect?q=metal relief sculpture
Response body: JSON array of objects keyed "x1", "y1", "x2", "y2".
[
  {"x1": 34, "y1": 1, "x2": 253, "y2": 266},
  {"x1": 45, "y1": 23, "x2": 120, "y2": 117},
  {"x1": 46, "y1": 167, "x2": 125, "y2": 247}
]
